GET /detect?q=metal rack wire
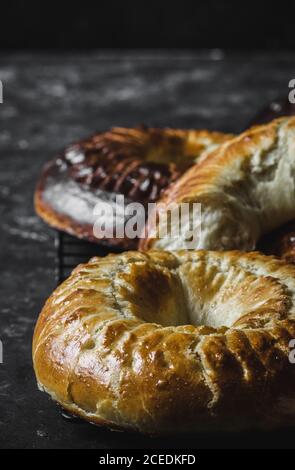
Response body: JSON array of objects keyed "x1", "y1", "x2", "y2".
[{"x1": 54, "y1": 231, "x2": 122, "y2": 284}]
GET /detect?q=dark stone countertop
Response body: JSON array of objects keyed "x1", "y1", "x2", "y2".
[{"x1": 1, "y1": 51, "x2": 295, "y2": 449}]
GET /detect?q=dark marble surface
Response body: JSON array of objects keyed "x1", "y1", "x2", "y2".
[{"x1": 1, "y1": 51, "x2": 295, "y2": 449}]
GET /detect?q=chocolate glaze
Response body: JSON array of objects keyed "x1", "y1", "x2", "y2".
[
  {"x1": 62, "y1": 127, "x2": 187, "y2": 205},
  {"x1": 66, "y1": 150, "x2": 180, "y2": 203},
  {"x1": 36, "y1": 127, "x2": 200, "y2": 249}
]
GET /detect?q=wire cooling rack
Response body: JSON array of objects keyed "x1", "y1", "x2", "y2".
[{"x1": 54, "y1": 231, "x2": 123, "y2": 284}]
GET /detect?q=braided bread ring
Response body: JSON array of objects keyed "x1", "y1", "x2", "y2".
[{"x1": 33, "y1": 250, "x2": 295, "y2": 434}]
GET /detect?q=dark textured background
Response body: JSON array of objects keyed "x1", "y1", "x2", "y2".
[
  {"x1": 1, "y1": 51, "x2": 295, "y2": 448},
  {"x1": 1, "y1": 1, "x2": 295, "y2": 50}
]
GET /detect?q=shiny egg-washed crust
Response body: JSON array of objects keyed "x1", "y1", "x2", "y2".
[
  {"x1": 33, "y1": 250, "x2": 295, "y2": 435},
  {"x1": 35, "y1": 127, "x2": 232, "y2": 249},
  {"x1": 140, "y1": 117, "x2": 295, "y2": 253}
]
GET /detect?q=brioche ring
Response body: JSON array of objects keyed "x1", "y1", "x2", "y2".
[
  {"x1": 35, "y1": 126, "x2": 231, "y2": 249},
  {"x1": 141, "y1": 117, "x2": 295, "y2": 252},
  {"x1": 33, "y1": 250, "x2": 295, "y2": 434}
]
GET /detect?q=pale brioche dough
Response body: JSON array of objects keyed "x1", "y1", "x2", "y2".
[
  {"x1": 140, "y1": 117, "x2": 295, "y2": 252},
  {"x1": 33, "y1": 250, "x2": 295, "y2": 434}
]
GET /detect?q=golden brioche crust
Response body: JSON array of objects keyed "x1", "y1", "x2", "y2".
[
  {"x1": 33, "y1": 250, "x2": 295, "y2": 434},
  {"x1": 140, "y1": 117, "x2": 295, "y2": 252}
]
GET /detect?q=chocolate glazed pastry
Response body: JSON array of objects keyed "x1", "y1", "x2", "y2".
[
  {"x1": 35, "y1": 127, "x2": 232, "y2": 249},
  {"x1": 250, "y1": 99, "x2": 295, "y2": 262}
]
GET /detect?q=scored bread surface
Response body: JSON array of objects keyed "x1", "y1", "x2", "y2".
[{"x1": 33, "y1": 250, "x2": 295, "y2": 434}]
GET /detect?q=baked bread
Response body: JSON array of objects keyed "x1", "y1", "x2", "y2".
[
  {"x1": 141, "y1": 117, "x2": 295, "y2": 253},
  {"x1": 35, "y1": 127, "x2": 232, "y2": 249},
  {"x1": 33, "y1": 250, "x2": 295, "y2": 434}
]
